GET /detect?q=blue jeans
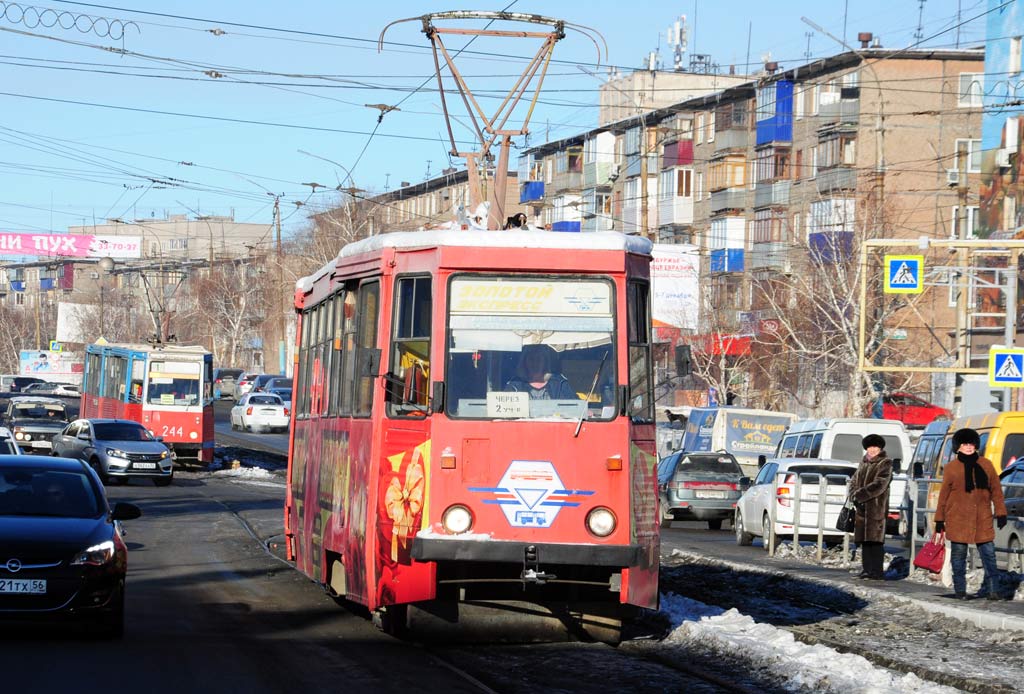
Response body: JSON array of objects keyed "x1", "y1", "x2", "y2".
[{"x1": 950, "y1": 541, "x2": 999, "y2": 595}]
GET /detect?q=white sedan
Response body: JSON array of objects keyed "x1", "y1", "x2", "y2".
[{"x1": 230, "y1": 392, "x2": 290, "y2": 433}]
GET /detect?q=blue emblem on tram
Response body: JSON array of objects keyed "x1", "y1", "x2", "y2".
[{"x1": 469, "y1": 460, "x2": 595, "y2": 528}]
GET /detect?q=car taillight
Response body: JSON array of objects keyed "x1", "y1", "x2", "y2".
[
  {"x1": 284, "y1": 408, "x2": 290, "y2": 416},
  {"x1": 777, "y1": 475, "x2": 794, "y2": 507},
  {"x1": 215, "y1": 378, "x2": 222, "y2": 384},
  {"x1": 246, "y1": 406, "x2": 253, "y2": 415}
]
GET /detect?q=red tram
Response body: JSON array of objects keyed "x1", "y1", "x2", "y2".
[
  {"x1": 284, "y1": 230, "x2": 658, "y2": 641},
  {"x1": 81, "y1": 342, "x2": 215, "y2": 464}
]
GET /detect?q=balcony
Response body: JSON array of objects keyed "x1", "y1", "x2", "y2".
[
  {"x1": 818, "y1": 99, "x2": 860, "y2": 124},
  {"x1": 816, "y1": 166, "x2": 857, "y2": 194},
  {"x1": 709, "y1": 248, "x2": 744, "y2": 273},
  {"x1": 748, "y1": 242, "x2": 790, "y2": 271},
  {"x1": 520, "y1": 181, "x2": 545, "y2": 203},
  {"x1": 710, "y1": 188, "x2": 747, "y2": 213},
  {"x1": 754, "y1": 180, "x2": 791, "y2": 208},
  {"x1": 550, "y1": 170, "x2": 583, "y2": 194},
  {"x1": 583, "y1": 161, "x2": 615, "y2": 188},
  {"x1": 658, "y1": 196, "x2": 694, "y2": 226},
  {"x1": 714, "y1": 128, "x2": 749, "y2": 152}
]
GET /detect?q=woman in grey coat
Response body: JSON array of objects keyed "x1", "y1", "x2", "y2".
[{"x1": 848, "y1": 434, "x2": 892, "y2": 580}]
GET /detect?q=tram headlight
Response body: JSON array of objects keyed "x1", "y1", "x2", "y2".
[
  {"x1": 441, "y1": 505, "x2": 473, "y2": 534},
  {"x1": 586, "y1": 507, "x2": 616, "y2": 537}
]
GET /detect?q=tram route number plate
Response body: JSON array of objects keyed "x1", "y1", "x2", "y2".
[
  {"x1": 0, "y1": 579, "x2": 46, "y2": 594},
  {"x1": 695, "y1": 490, "x2": 727, "y2": 499},
  {"x1": 132, "y1": 462, "x2": 157, "y2": 470}
]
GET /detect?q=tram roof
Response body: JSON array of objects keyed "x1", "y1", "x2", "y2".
[
  {"x1": 298, "y1": 230, "x2": 653, "y2": 291},
  {"x1": 86, "y1": 342, "x2": 211, "y2": 356}
]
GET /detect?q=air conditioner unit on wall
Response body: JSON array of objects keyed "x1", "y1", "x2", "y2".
[
  {"x1": 608, "y1": 164, "x2": 621, "y2": 181},
  {"x1": 946, "y1": 169, "x2": 960, "y2": 186},
  {"x1": 996, "y1": 148, "x2": 1013, "y2": 168}
]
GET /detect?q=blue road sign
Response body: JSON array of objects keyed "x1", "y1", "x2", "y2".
[
  {"x1": 884, "y1": 255, "x2": 923, "y2": 294},
  {"x1": 990, "y1": 349, "x2": 1024, "y2": 387}
]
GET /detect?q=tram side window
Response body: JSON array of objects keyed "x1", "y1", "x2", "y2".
[
  {"x1": 387, "y1": 276, "x2": 431, "y2": 417},
  {"x1": 328, "y1": 290, "x2": 345, "y2": 416},
  {"x1": 354, "y1": 281, "x2": 380, "y2": 416},
  {"x1": 129, "y1": 358, "x2": 145, "y2": 403},
  {"x1": 296, "y1": 309, "x2": 312, "y2": 417},
  {"x1": 317, "y1": 294, "x2": 335, "y2": 417},
  {"x1": 103, "y1": 355, "x2": 127, "y2": 401},
  {"x1": 341, "y1": 289, "x2": 358, "y2": 414},
  {"x1": 627, "y1": 281, "x2": 653, "y2": 422},
  {"x1": 84, "y1": 352, "x2": 102, "y2": 394}
]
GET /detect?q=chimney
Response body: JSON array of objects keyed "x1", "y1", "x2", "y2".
[
  {"x1": 871, "y1": 36, "x2": 882, "y2": 48},
  {"x1": 858, "y1": 32, "x2": 873, "y2": 49},
  {"x1": 764, "y1": 61, "x2": 778, "y2": 74}
]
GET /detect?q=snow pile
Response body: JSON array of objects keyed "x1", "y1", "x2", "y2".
[
  {"x1": 660, "y1": 592, "x2": 961, "y2": 693},
  {"x1": 211, "y1": 465, "x2": 280, "y2": 482},
  {"x1": 773, "y1": 541, "x2": 857, "y2": 568}
]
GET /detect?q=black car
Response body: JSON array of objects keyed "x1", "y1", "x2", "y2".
[
  {"x1": 0, "y1": 455, "x2": 141, "y2": 637},
  {"x1": 4, "y1": 397, "x2": 69, "y2": 455}
]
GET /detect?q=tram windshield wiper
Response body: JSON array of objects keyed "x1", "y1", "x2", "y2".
[{"x1": 574, "y1": 350, "x2": 608, "y2": 438}]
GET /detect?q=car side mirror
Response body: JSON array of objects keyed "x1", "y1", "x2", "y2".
[
  {"x1": 111, "y1": 502, "x2": 142, "y2": 521},
  {"x1": 77, "y1": 432, "x2": 90, "y2": 441},
  {"x1": 739, "y1": 477, "x2": 751, "y2": 491},
  {"x1": 757, "y1": 454, "x2": 767, "y2": 469},
  {"x1": 912, "y1": 461, "x2": 924, "y2": 478},
  {"x1": 892, "y1": 457, "x2": 902, "y2": 473}
]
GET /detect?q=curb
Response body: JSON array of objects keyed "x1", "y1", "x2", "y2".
[{"x1": 668, "y1": 548, "x2": 1024, "y2": 633}]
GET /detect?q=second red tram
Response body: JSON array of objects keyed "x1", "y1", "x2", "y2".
[{"x1": 284, "y1": 230, "x2": 658, "y2": 640}]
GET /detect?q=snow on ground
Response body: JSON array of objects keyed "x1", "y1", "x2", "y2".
[{"x1": 660, "y1": 592, "x2": 962, "y2": 694}]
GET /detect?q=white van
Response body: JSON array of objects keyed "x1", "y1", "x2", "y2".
[{"x1": 774, "y1": 418, "x2": 912, "y2": 535}]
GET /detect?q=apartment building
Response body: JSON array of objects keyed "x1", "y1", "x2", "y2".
[{"x1": 517, "y1": 44, "x2": 984, "y2": 411}]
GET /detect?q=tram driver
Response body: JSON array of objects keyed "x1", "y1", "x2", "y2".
[{"x1": 504, "y1": 344, "x2": 578, "y2": 400}]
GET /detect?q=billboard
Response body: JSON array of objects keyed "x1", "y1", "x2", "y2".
[
  {"x1": 18, "y1": 350, "x2": 84, "y2": 382},
  {"x1": 0, "y1": 233, "x2": 141, "y2": 259},
  {"x1": 651, "y1": 244, "x2": 699, "y2": 332}
]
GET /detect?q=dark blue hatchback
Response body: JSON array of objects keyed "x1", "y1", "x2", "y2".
[{"x1": 0, "y1": 455, "x2": 141, "y2": 637}]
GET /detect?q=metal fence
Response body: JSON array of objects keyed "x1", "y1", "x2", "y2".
[{"x1": 766, "y1": 471, "x2": 853, "y2": 560}]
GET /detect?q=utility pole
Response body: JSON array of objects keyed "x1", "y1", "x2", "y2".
[
  {"x1": 953, "y1": 140, "x2": 970, "y2": 415},
  {"x1": 274, "y1": 196, "x2": 286, "y2": 375},
  {"x1": 640, "y1": 122, "x2": 650, "y2": 238}
]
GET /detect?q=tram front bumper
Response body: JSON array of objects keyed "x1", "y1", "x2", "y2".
[{"x1": 411, "y1": 538, "x2": 642, "y2": 567}]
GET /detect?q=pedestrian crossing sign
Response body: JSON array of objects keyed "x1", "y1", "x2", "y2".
[
  {"x1": 884, "y1": 255, "x2": 924, "y2": 294},
  {"x1": 989, "y1": 348, "x2": 1024, "y2": 387}
]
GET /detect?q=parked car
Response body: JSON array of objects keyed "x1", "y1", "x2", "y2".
[
  {"x1": 231, "y1": 372, "x2": 261, "y2": 400},
  {"x1": 0, "y1": 426, "x2": 20, "y2": 455},
  {"x1": 268, "y1": 387, "x2": 292, "y2": 409},
  {"x1": 657, "y1": 450, "x2": 743, "y2": 530},
  {"x1": 903, "y1": 419, "x2": 951, "y2": 537},
  {"x1": 996, "y1": 459, "x2": 1024, "y2": 572},
  {"x1": 51, "y1": 383, "x2": 80, "y2": 397},
  {"x1": 230, "y1": 392, "x2": 289, "y2": 433},
  {"x1": 251, "y1": 374, "x2": 286, "y2": 393},
  {"x1": 4, "y1": 397, "x2": 69, "y2": 455},
  {"x1": 1, "y1": 376, "x2": 45, "y2": 393},
  {"x1": 869, "y1": 392, "x2": 951, "y2": 428},
  {"x1": 734, "y1": 457, "x2": 858, "y2": 552},
  {"x1": 51, "y1": 419, "x2": 174, "y2": 486},
  {"x1": 0, "y1": 455, "x2": 141, "y2": 637},
  {"x1": 264, "y1": 376, "x2": 292, "y2": 392},
  {"x1": 213, "y1": 367, "x2": 245, "y2": 400},
  {"x1": 23, "y1": 382, "x2": 79, "y2": 397}
]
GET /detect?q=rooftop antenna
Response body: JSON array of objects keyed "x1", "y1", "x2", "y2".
[
  {"x1": 379, "y1": 11, "x2": 605, "y2": 229},
  {"x1": 804, "y1": 31, "x2": 814, "y2": 61},
  {"x1": 914, "y1": 0, "x2": 926, "y2": 45},
  {"x1": 666, "y1": 14, "x2": 688, "y2": 71}
]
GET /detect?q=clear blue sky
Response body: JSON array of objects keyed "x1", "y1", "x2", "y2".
[{"x1": 0, "y1": 0, "x2": 990, "y2": 243}]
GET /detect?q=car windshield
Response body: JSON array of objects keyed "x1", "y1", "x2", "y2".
[
  {"x1": 93, "y1": 423, "x2": 153, "y2": 441},
  {"x1": 249, "y1": 395, "x2": 282, "y2": 405},
  {"x1": 218, "y1": 369, "x2": 244, "y2": 380},
  {"x1": 270, "y1": 378, "x2": 293, "y2": 388},
  {"x1": 444, "y1": 277, "x2": 616, "y2": 421},
  {"x1": 12, "y1": 404, "x2": 67, "y2": 421},
  {"x1": 0, "y1": 468, "x2": 100, "y2": 518},
  {"x1": 146, "y1": 361, "x2": 201, "y2": 405},
  {"x1": 270, "y1": 389, "x2": 292, "y2": 401},
  {"x1": 675, "y1": 454, "x2": 742, "y2": 476}
]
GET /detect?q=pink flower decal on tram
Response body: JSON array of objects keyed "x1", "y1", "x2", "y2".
[{"x1": 384, "y1": 459, "x2": 424, "y2": 561}]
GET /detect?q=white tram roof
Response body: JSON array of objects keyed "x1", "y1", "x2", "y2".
[
  {"x1": 89, "y1": 342, "x2": 211, "y2": 356},
  {"x1": 297, "y1": 230, "x2": 653, "y2": 292}
]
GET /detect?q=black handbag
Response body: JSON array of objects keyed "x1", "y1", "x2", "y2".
[{"x1": 836, "y1": 498, "x2": 856, "y2": 533}]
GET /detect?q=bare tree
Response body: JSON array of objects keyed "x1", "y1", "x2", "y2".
[{"x1": 176, "y1": 260, "x2": 268, "y2": 365}]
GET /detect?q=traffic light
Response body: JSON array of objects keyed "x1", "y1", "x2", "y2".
[{"x1": 990, "y1": 390, "x2": 1005, "y2": 412}]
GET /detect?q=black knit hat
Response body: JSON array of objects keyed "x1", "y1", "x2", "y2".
[
  {"x1": 952, "y1": 427, "x2": 981, "y2": 449},
  {"x1": 862, "y1": 434, "x2": 885, "y2": 450}
]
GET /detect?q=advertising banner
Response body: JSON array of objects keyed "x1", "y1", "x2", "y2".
[
  {"x1": 651, "y1": 243, "x2": 699, "y2": 331},
  {"x1": 0, "y1": 233, "x2": 141, "y2": 259},
  {"x1": 19, "y1": 350, "x2": 84, "y2": 381}
]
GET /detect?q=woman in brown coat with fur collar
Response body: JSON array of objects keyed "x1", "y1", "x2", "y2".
[
  {"x1": 848, "y1": 434, "x2": 892, "y2": 580},
  {"x1": 935, "y1": 427, "x2": 1007, "y2": 600}
]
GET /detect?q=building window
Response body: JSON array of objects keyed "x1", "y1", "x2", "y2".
[
  {"x1": 958, "y1": 73, "x2": 984, "y2": 107},
  {"x1": 755, "y1": 147, "x2": 791, "y2": 183},
  {"x1": 809, "y1": 198, "x2": 855, "y2": 237},
  {"x1": 818, "y1": 79, "x2": 840, "y2": 109},
  {"x1": 709, "y1": 156, "x2": 746, "y2": 191},
  {"x1": 707, "y1": 111, "x2": 716, "y2": 143},
  {"x1": 695, "y1": 172, "x2": 704, "y2": 200},
  {"x1": 696, "y1": 114, "x2": 705, "y2": 144},
  {"x1": 818, "y1": 133, "x2": 856, "y2": 169},
  {"x1": 953, "y1": 138, "x2": 982, "y2": 173},
  {"x1": 951, "y1": 206, "x2": 979, "y2": 238}
]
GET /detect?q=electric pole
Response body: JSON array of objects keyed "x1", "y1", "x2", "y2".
[
  {"x1": 953, "y1": 139, "x2": 970, "y2": 415},
  {"x1": 274, "y1": 196, "x2": 286, "y2": 375}
]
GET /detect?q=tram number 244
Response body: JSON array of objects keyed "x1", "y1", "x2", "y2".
[{"x1": 161, "y1": 425, "x2": 184, "y2": 437}]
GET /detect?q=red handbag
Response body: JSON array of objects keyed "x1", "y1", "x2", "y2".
[{"x1": 913, "y1": 532, "x2": 946, "y2": 573}]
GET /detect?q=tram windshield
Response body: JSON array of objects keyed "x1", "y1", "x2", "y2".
[
  {"x1": 446, "y1": 276, "x2": 617, "y2": 420},
  {"x1": 146, "y1": 361, "x2": 201, "y2": 406}
]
